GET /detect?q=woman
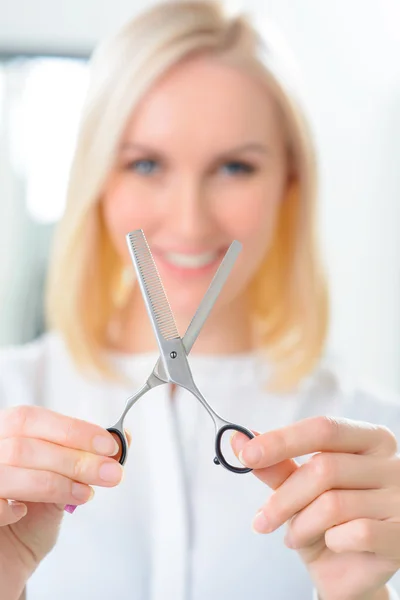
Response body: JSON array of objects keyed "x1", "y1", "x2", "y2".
[{"x1": 1, "y1": 1, "x2": 400, "y2": 599}]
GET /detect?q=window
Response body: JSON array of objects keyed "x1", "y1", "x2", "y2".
[{"x1": 0, "y1": 56, "x2": 88, "y2": 345}]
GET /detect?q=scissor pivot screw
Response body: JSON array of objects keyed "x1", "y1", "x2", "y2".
[{"x1": 170, "y1": 351, "x2": 177, "y2": 359}]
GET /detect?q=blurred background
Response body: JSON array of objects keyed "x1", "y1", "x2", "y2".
[{"x1": 0, "y1": 0, "x2": 399, "y2": 390}]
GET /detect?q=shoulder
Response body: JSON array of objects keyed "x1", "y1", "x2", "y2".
[
  {"x1": 297, "y1": 354, "x2": 400, "y2": 437},
  {"x1": 0, "y1": 331, "x2": 71, "y2": 408}
]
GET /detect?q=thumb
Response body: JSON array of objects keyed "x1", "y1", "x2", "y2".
[
  {"x1": 231, "y1": 431, "x2": 299, "y2": 490},
  {"x1": 125, "y1": 428, "x2": 132, "y2": 447}
]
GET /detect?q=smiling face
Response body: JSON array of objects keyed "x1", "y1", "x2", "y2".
[{"x1": 102, "y1": 55, "x2": 289, "y2": 327}]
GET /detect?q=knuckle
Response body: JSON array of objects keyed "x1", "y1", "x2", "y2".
[
  {"x1": 353, "y1": 519, "x2": 374, "y2": 548},
  {"x1": 40, "y1": 470, "x2": 59, "y2": 500},
  {"x1": 271, "y1": 430, "x2": 288, "y2": 459},
  {"x1": 61, "y1": 418, "x2": 78, "y2": 447},
  {"x1": 267, "y1": 498, "x2": 284, "y2": 523},
  {"x1": 319, "y1": 490, "x2": 342, "y2": 520},
  {"x1": 314, "y1": 416, "x2": 341, "y2": 442},
  {"x1": 0, "y1": 437, "x2": 25, "y2": 466},
  {"x1": 274, "y1": 507, "x2": 287, "y2": 525},
  {"x1": 72, "y1": 455, "x2": 87, "y2": 481},
  {"x1": 4, "y1": 405, "x2": 32, "y2": 436},
  {"x1": 378, "y1": 425, "x2": 398, "y2": 454},
  {"x1": 286, "y1": 516, "x2": 297, "y2": 538},
  {"x1": 309, "y1": 452, "x2": 335, "y2": 485},
  {"x1": 286, "y1": 514, "x2": 304, "y2": 547}
]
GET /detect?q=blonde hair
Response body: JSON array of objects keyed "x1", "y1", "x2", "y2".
[{"x1": 46, "y1": 0, "x2": 329, "y2": 391}]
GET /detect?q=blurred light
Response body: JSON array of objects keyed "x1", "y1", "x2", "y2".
[
  {"x1": 11, "y1": 57, "x2": 88, "y2": 224},
  {"x1": 0, "y1": 65, "x2": 4, "y2": 128}
]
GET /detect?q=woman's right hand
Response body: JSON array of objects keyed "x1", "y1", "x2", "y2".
[{"x1": 0, "y1": 405, "x2": 125, "y2": 587}]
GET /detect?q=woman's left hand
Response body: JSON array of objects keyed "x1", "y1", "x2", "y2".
[{"x1": 231, "y1": 417, "x2": 400, "y2": 600}]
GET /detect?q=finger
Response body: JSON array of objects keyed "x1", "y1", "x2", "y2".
[
  {"x1": 253, "y1": 453, "x2": 394, "y2": 533},
  {"x1": 0, "y1": 406, "x2": 120, "y2": 457},
  {"x1": 325, "y1": 518, "x2": 400, "y2": 559},
  {"x1": 237, "y1": 417, "x2": 397, "y2": 470},
  {"x1": 0, "y1": 499, "x2": 27, "y2": 525},
  {"x1": 65, "y1": 428, "x2": 131, "y2": 515},
  {"x1": 109, "y1": 428, "x2": 132, "y2": 464},
  {"x1": 0, "y1": 437, "x2": 124, "y2": 488},
  {"x1": 125, "y1": 428, "x2": 132, "y2": 447},
  {"x1": 232, "y1": 431, "x2": 299, "y2": 489},
  {"x1": 231, "y1": 429, "x2": 260, "y2": 449},
  {"x1": 285, "y1": 488, "x2": 396, "y2": 549},
  {"x1": 0, "y1": 463, "x2": 95, "y2": 505}
]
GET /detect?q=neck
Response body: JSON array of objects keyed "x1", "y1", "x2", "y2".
[{"x1": 108, "y1": 288, "x2": 254, "y2": 355}]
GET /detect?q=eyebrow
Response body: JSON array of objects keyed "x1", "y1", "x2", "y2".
[{"x1": 119, "y1": 142, "x2": 270, "y2": 158}]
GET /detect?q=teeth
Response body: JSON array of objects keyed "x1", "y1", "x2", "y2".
[{"x1": 164, "y1": 251, "x2": 218, "y2": 268}]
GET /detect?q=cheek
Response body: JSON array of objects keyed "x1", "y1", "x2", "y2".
[
  {"x1": 215, "y1": 182, "x2": 284, "y2": 293},
  {"x1": 216, "y1": 173, "x2": 283, "y2": 234},
  {"x1": 219, "y1": 184, "x2": 282, "y2": 257},
  {"x1": 101, "y1": 180, "x2": 156, "y2": 263}
]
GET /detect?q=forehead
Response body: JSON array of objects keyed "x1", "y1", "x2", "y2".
[{"x1": 122, "y1": 56, "x2": 284, "y2": 148}]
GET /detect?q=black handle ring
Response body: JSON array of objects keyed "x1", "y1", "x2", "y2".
[
  {"x1": 107, "y1": 427, "x2": 128, "y2": 466},
  {"x1": 214, "y1": 424, "x2": 255, "y2": 474}
]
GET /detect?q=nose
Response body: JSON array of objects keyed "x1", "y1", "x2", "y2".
[{"x1": 164, "y1": 177, "x2": 213, "y2": 242}]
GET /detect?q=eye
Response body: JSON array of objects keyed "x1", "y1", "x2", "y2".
[
  {"x1": 220, "y1": 161, "x2": 255, "y2": 176},
  {"x1": 127, "y1": 159, "x2": 159, "y2": 175}
]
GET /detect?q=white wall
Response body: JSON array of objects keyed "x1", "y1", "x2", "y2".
[{"x1": 1, "y1": 0, "x2": 400, "y2": 390}]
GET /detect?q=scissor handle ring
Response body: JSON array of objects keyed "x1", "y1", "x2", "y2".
[
  {"x1": 214, "y1": 424, "x2": 255, "y2": 474},
  {"x1": 107, "y1": 427, "x2": 128, "y2": 466}
]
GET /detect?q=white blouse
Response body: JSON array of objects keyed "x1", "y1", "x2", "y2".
[{"x1": 0, "y1": 332, "x2": 399, "y2": 600}]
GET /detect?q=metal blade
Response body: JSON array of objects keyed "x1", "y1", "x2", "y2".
[
  {"x1": 126, "y1": 230, "x2": 179, "y2": 357},
  {"x1": 182, "y1": 240, "x2": 242, "y2": 354}
]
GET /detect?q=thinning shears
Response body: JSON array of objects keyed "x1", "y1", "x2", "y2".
[{"x1": 107, "y1": 230, "x2": 255, "y2": 474}]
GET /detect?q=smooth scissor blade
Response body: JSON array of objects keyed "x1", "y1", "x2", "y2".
[
  {"x1": 153, "y1": 240, "x2": 242, "y2": 382},
  {"x1": 182, "y1": 240, "x2": 242, "y2": 354}
]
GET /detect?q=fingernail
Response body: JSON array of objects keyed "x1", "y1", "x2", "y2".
[
  {"x1": 99, "y1": 461, "x2": 124, "y2": 483},
  {"x1": 11, "y1": 502, "x2": 27, "y2": 518},
  {"x1": 230, "y1": 432, "x2": 247, "y2": 455},
  {"x1": 252, "y1": 510, "x2": 270, "y2": 534},
  {"x1": 64, "y1": 504, "x2": 77, "y2": 514},
  {"x1": 93, "y1": 435, "x2": 120, "y2": 456},
  {"x1": 72, "y1": 483, "x2": 95, "y2": 502},
  {"x1": 239, "y1": 444, "x2": 262, "y2": 466}
]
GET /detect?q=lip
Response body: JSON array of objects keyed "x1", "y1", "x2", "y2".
[
  {"x1": 151, "y1": 247, "x2": 227, "y2": 280},
  {"x1": 152, "y1": 246, "x2": 224, "y2": 255}
]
